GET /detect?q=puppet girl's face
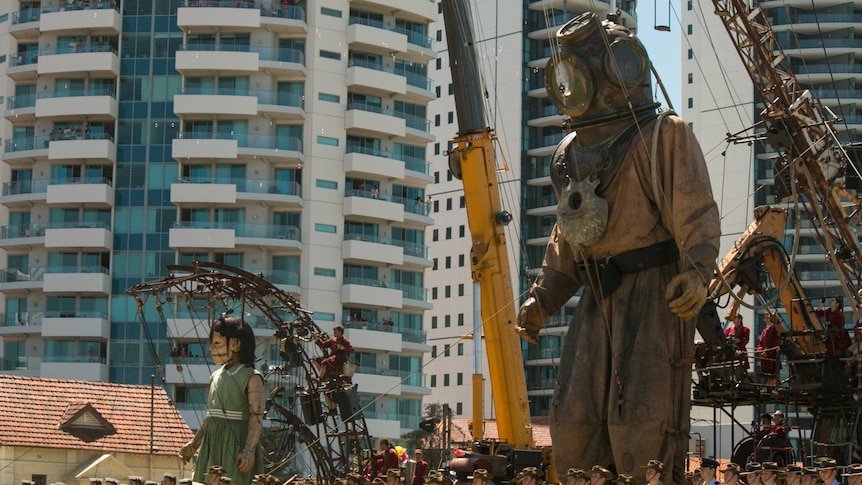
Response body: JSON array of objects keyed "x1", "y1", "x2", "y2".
[{"x1": 210, "y1": 331, "x2": 240, "y2": 364}]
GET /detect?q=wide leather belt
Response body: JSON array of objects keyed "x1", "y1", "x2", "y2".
[{"x1": 580, "y1": 239, "x2": 680, "y2": 296}]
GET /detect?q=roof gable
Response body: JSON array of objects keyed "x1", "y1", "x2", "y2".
[{"x1": 0, "y1": 375, "x2": 193, "y2": 454}]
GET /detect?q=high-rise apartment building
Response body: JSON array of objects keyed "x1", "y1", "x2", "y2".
[
  {"x1": 683, "y1": 0, "x2": 862, "y2": 458},
  {"x1": 0, "y1": 0, "x2": 435, "y2": 437},
  {"x1": 425, "y1": 0, "x2": 637, "y2": 421}
]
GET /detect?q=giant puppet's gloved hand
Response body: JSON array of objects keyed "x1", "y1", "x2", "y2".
[
  {"x1": 665, "y1": 268, "x2": 708, "y2": 319},
  {"x1": 516, "y1": 296, "x2": 545, "y2": 344}
]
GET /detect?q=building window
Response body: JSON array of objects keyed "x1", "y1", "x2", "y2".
[
  {"x1": 314, "y1": 223, "x2": 337, "y2": 233},
  {"x1": 457, "y1": 343, "x2": 464, "y2": 356},
  {"x1": 446, "y1": 198, "x2": 453, "y2": 210},
  {"x1": 688, "y1": 49, "x2": 693, "y2": 59},
  {"x1": 447, "y1": 170, "x2": 453, "y2": 181},
  {"x1": 432, "y1": 346, "x2": 437, "y2": 358},
  {"x1": 0, "y1": 13, "x2": 8, "y2": 24},
  {"x1": 321, "y1": 7, "x2": 342, "y2": 17},
  {"x1": 432, "y1": 287, "x2": 438, "y2": 299},
  {"x1": 445, "y1": 256, "x2": 451, "y2": 269},
  {"x1": 314, "y1": 267, "x2": 336, "y2": 277},
  {"x1": 430, "y1": 374, "x2": 437, "y2": 387},
  {"x1": 458, "y1": 284, "x2": 464, "y2": 296},
  {"x1": 317, "y1": 135, "x2": 339, "y2": 146},
  {"x1": 448, "y1": 84, "x2": 454, "y2": 95},
  {"x1": 688, "y1": 73, "x2": 693, "y2": 84},
  {"x1": 445, "y1": 286, "x2": 451, "y2": 298},
  {"x1": 459, "y1": 225, "x2": 465, "y2": 237},
  {"x1": 436, "y1": 30, "x2": 443, "y2": 42},
  {"x1": 319, "y1": 92, "x2": 340, "y2": 103},
  {"x1": 434, "y1": 200, "x2": 440, "y2": 212},
  {"x1": 432, "y1": 258, "x2": 438, "y2": 270},
  {"x1": 457, "y1": 372, "x2": 463, "y2": 385},
  {"x1": 460, "y1": 196, "x2": 465, "y2": 208},
  {"x1": 458, "y1": 313, "x2": 464, "y2": 326},
  {"x1": 459, "y1": 254, "x2": 465, "y2": 267},
  {"x1": 687, "y1": 97, "x2": 694, "y2": 108},
  {"x1": 687, "y1": 24, "x2": 693, "y2": 35},
  {"x1": 436, "y1": 86, "x2": 441, "y2": 98},
  {"x1": 444, "y1": 346, "x2": 451, "y2": 357},
  {"x1": 456, "y1": 402, "x2": 463, "y2": 414},
  {"x1": 435, "y1": 114, "x2": 441, "y2": 126},
  {"x1": 445, "y1": 227, "x2": 452, "y2": 239},
  {"x1": 434, "y1": 143, "x2": 440, "y2": 155},
  {"x1": 436, "y1": 58, "x2": 442, "y2": 70},
  {"x1": 444, "y1": 373, "x2": 450, "y2": 386},
  {"x1": 687, "y1": 0, "x2": 692, "y2": 9},
  {"x1": 316, "y1": 179, "x2": 337, "y2": 189},
  {"x1": 445, "y1": 315, "x2": 451, "y2": 327},
  {"x1": 31, "y1": 476, "x2": 46, "y2": 485},
  {"x1": 432, "y1": 316, "x2": 438, "y2": 328},
  {"x1": 320, "y1": 50, "x2": 341, "y2": 60},
  {"x1": 435, "y1": 171, "x2": 440, "y2": 183},
  {"x1": 447, "y1": 112, "x2": 454, "y2": 124},
  {"x1": 438, "y1": 2, "x2": 442, "y2": 13},
  {"x1": 432, "y1": 229, "x2": 439, "y2": 241},
  {"x1": 315, "y1": 312, "x2": 335, "y2": 321}
]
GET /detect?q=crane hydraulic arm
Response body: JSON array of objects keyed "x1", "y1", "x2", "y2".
[
  {"x1": 440, "y1": 0, "x2": 534, "y2": 451},
  {"x1": 711, "y1": 0, "x2": 862, "y2": 311}
]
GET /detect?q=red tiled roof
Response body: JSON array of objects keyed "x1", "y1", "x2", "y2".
[
  {"x1": 0, "y1": 374, "x2": 193, "y2": 455},
  {"x1": 450, "y1": 417, "x2": 551, "y2": 448}
]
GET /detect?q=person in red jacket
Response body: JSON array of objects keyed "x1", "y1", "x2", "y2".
[
  {"x1": 815, "y1": 297, "x2": 851, "y2": 357},
  {"x1": 314, "y1": 324, "x2": 354, "y2": 380},
  {"x1": 724, "y1": 312, "x2": 751, "y2": 369},
  {"x1": 412, "y1": 449, "x2": 429, "y2": 485},
  {"x1": 756, "y1": 311, "x2": 782, "y2": 388},
  {"x1": 372, "y1": 439, "x2": 400, "y2": 478}
]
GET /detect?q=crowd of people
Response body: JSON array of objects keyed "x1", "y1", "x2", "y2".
[{"x1": 685, "y1": 457, "x2": 862, "y2": 485}]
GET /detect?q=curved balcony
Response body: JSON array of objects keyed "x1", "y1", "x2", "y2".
[
  {"x1": 1, "y1": 179, "x2": 49, "y2": 208},
  {"x1": 175, "y1": 44, "x2": 259, "y2": 76},
  {"x1": 178, "y1": 1, "x2": 263, "y2": 32},
  {"x1": 43, "y1": 264, "x2": 111, "y2": 294},
  {"x1": 171, "y1": 176, "x2": 302, "y2": 208},
  {"x1": 347, "y1": 60, "x2": 408, "y2": 97},
  {"x1": 40, "y1": 4, "x2": 121, "y2": 36},
  {"x1": 4, "y1": 94, "x2": 37, "y2": 123},
  {"x1": 344, "y1": 146, "x2": 405, "y2": 180},
  {"x1": 236, "y1": 223, "x2": 302, "y2": 250},
  {"x1": 174, "y1": 90, "x2": 256, "y2": 120},
  {"x1": 341, "y1": 276, "x2": 403, "y2": 309},
  {"x1": 44, "y1": 221, "x2": 113, "y2": 250},
  {"x1": 9, "y1": 9, "x2": 41, "y2": 40},
  {"x1": 7, "y1": 52, "x2": 39, "y2": 81},
  {"x1": 342, "y1": 233, "x2": 405, "y2": 266},
  {"x1": 0, "y1": 267, "x2": 44, "y2": 292},
  {"x1": 343, "y1": 188, "x2": 405, "y2": 223},
  {"x1": 0, "y1": 312, "x2": 44, "y2": 337},
  {"x1": 260, "y1": 4, "x2": 307, "y2": 34},
  {"x1": 172, "y1": 132, "x2": 304, "y2": 164},
  {"x1": 257, "y1": 91, "x2": 305, "y2": 121},
  {"x1": 527, "y1": 103, "x2": 565, "y2": 128},
  {"x1": 259, "y1": 47, "x2": 307, "y2": 78},
  {"x1": 770, "y1": 12, "x2": 862, "y2": 33},
  {"x1": 35, "y1": 87, "x2": 118, "y2": 122},
  {"x1": 42, "y1": 311, "x2": 110, "y2": 339},
  {"x1": 349, "y1": 0, "x2": 436, "y2": 23},
  {"x1": 48, "y1": 133, "x2": 117, "y2": 163},
  {"x1": 45, "y1": 176, "x2": 114, "y2": 206},
  {"x1": 2, "y1": 136, "x2": 49, "y2": 165},
  {"x1": 41, "y1": 357, "x2": 108, "y2": 381},
  {"x1": 37, "y1": 45, "x2": 120, "y2": 77},
  {"x1": 348, "y1": 17, "x2": 408, "y2": 57},
  {"x1": 0, "y1": 223, "x2": 46, "y2": 249},
  {"x1": 169, "y1": 221, "x2": 301, "y2": 250},
  {"x1": 346, "y1": 103, "x2": 407, "y2": 139}
]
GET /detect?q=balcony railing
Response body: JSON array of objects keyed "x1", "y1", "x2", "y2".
[
  {"x1": 43, "y1": 354, "x2": 107, "y2": 364},
  {"x1": 179, "y1": 0, "x2": 307, "y2": 21},
  {"x1": 7, "y1": 94, "x2": 37, "y2": 110},
  {"x1": 180, "y1": 86, "x2": 305, "y2": 109},
  {"x1": 49, "y1": 176, "x2": 113, "y2": 187},
  {"x1": 2, "y1": 179, "x2": 50, "y2": 197},
  {"x1": 391, "y1": 282, "x2": 428, "y2": 302},
  {"x1": 343, "y1": 189, "x2": 432, "y2": 216},
  {"x1": 12, "y1": 9, "x2": 41, "y2": 25},
  {"x1": 0, "y1": 312, "x2": 44, "y2": 327},
  {"x1": 39, "y1": 44, "x2": 118, "y2": 56},
  {"x1": 346, "y1": 320, "x2": 427, "y2": 344},
  {"x1": 347, "y1": 59, "x2": 432, "y2": 91},
  {"x1": 347, "y1": 16, "x2": 432, "y2": 49},
  {"x1": 41, "y1": 2, "x2": 119, "y2": 13},
  {"x1": 44, "y1": 264, "x2": 110, "y2": 275},
  {"x1": 9, "y1": 52, "x2": 39, "y2": 68},
  {"x1": 344, "y1": 232, "x2": 429, "y2": 259},
  {"x1": 345, "y1": 146, "x2": 431, "y2": 176},
  {"x1": 45, "y1": 220, "x2": 111, "y2": 230},
  {"x1": 175, "y1": 132, "x2": 303, "y2": 152},
  {"x1": 37, "y1": 86, "x2": 117, "y2": 99},
  {"x1": 526, "y1": 347, "x2": 562, "y2": 360},
  {"x1": 0, "y1": 267, "x2": 46, "y2": 283},
  {"x1": 45, "y1": 310, "x2": 108, "y2": 318},
  {"x1": 4, "y1": 135, "x2": 50, "y2": 153},
  {"x1": 176, "y1": 176, "x2": 301, "y2": 197},
  {"x1": 172, "y1": 221, "x2": 301, "y2": 240},
  {"x1": 0, "y1": 223, "x2": 46, "y2": 239},
  {"x1": 0, "y1": 356, "x2": 41, "y2": 371}
]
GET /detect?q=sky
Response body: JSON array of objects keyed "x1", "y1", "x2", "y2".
[{"x1": 635, "y1": 0, "x2": 683, "y2": 110}]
